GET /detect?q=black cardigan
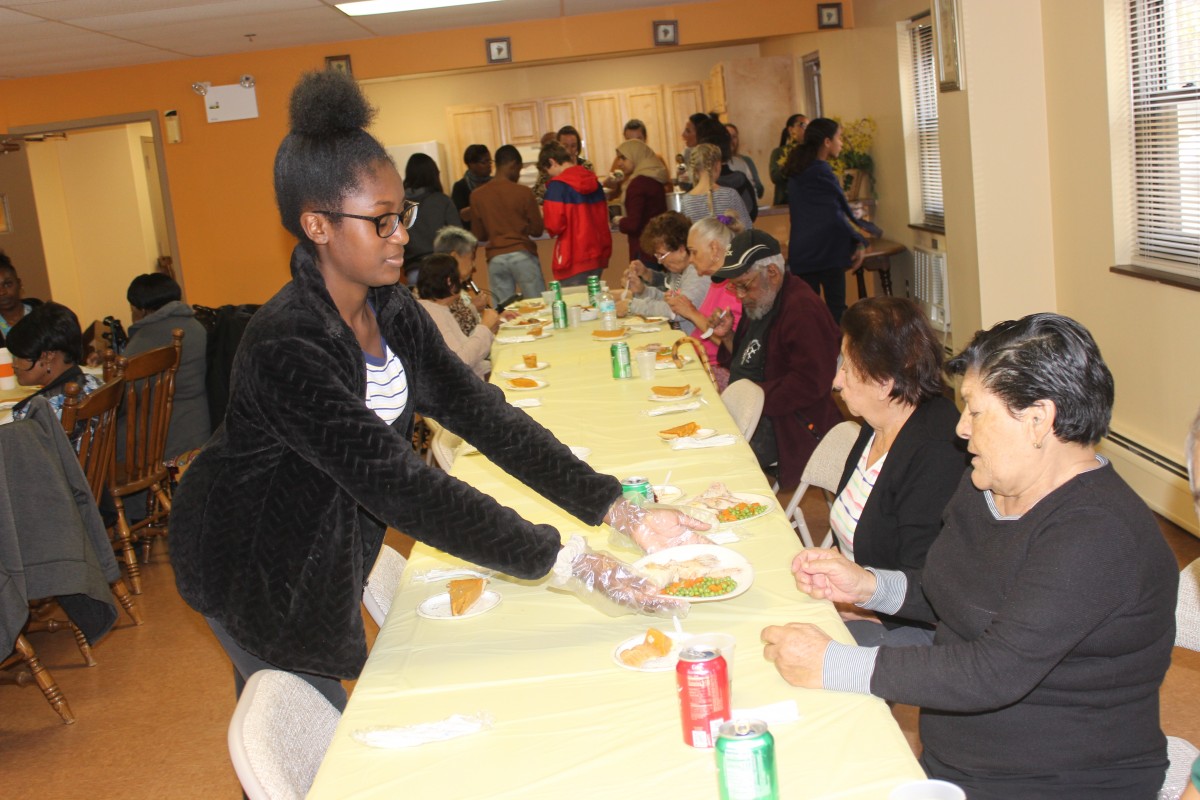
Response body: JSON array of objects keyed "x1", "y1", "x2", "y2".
[
  {"x1": 836, "y1": 396, "x2": 967, "y2": 626},
  {"x1": 171, "y1": 244, "x2": 622, "y2": 679}
]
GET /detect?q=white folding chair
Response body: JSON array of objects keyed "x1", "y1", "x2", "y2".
[
  {"x1": 228, "y1": 670, "x2": 341, "y2": 800},
  {"x1": 1159, "y1": 558, "x2": 1200, "y2": 800},
  {"x1": 430, "y1": 426, "x2": 464, "y2": 472},
  {"x1": 363, "y1": 544, "x2": 408, "y2": 628},
  {"x1": 782, "y1": 420, "x2": 862, "y2": 548},
  {"x1": 721, "y1": 379, "x2": 765, "y2": 441}
]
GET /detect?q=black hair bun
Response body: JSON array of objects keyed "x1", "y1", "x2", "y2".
[{"x1": 288, "y1": 70, "x2": 376, "y2": 138}]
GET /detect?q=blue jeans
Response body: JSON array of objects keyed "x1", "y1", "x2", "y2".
[
  {"x1": 560, "y1": 268, "x2": 603, "y2": 287},
  {"x1": 488, "y1": 250, "x2": 545, "y2": 302}
]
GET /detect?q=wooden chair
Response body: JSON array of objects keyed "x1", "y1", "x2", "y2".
[
  {"x1": 0, "y1": 633, "x2": 75, "y2": 724},
  {"x1": 62, "y1": 375, "x2": 143, "y2": 624},
  {"x1": 109, "y1": 330, "x2": 182, "y2": 566}
]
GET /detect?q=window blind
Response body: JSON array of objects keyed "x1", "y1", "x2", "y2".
[
  {"x1": 910, "y1": 19, "x2": 943, "y2": 229},
  {"x1": 1129, "y1": 0, "x2": 1200, "y2": 274}
]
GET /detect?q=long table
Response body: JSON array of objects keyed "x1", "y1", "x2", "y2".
[{"x1": 308, "y1": 315, "x2": 922, "y2": 799}]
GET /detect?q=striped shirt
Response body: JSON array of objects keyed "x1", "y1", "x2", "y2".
[
  {"x1": 829, "y1": 432, "x2": 887, "y2": 561},
  {"x1": 363, "y1": 341, "x2": 408, "y2": 426}
]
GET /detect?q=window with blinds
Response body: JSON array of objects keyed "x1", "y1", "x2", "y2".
[
  {"x1": 1128, "y1": 0, "x2": 1200, "y2": 275},
  {"x1": 909, "y1": 18, "x2": 943, "y2": 229}
]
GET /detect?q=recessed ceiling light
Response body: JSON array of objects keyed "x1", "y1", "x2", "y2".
[{"x1": 336, "y1": 0, "x2": 503, "y2": 15}]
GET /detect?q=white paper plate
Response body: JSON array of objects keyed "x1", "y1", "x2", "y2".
[
  {"x1": 417, "y1": 590, "x2": 502, "y2": 620},
  {"x1": 500, "y1": 318, "x2": 546, "y2": 331},
  {"x1": 505, "y1": 377, "x2": 547, "y2": 391},
  {"x1": 568, "y1": 446, "x2": 591, "y2": 461},
  {"x1": 649, "y1": 387, "x2": 701, "y2": 402},
  {"x1": 633, "y1": 544, "x2": 753, "y2": 604},
  {"x1": 655, "y1": 355, "x2": 694, "y2": 370},
  {"x1": 591, "y1": 330, "x2": 629, "y2": 342},
  {"x1": 658, "y1": 427, "x2": 715, "y2": 442},
  {"x1": 651, "y1": 484, "x2": 683, "y2": 503},
  {"x1": 638, "y1": 316, "x2": 668, "y2": 323},
  {"x1": 509, "y1": 361, "x2": 549, "y2": 372},
  {"x1": 687, "y1": 492, "x2": 776, "y2": 527},
  {"x1": 612, "y1": 631, "x2": 685, "y2": 672}
]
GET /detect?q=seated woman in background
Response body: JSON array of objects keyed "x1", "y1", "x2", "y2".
[
  {"x1": 402, "y1": 153, "x2": 461, "y2": 286},
  {"x1": 433, "y1": 225, "x2": 487, "y2": 337},
  {"x1": 416, "y1": 253, "x2": 499, "y2": 379},
  {"x1": 0, "y1": 251, "x2": 37, "y2": 342},
  {"x1": 658, "y1": 215, "x2": 743, "y2": 390},
  {"x1": 9, "y1": 301, "x2": 102, "y2": 439},
  {"x1": 765, "y1": 313, "x2": 1178, "y2": 799},
  {"x1": 616, "y1": 212, "x2": 710, "y2": 335},
  {"x1": 124, "y1": 273, "x2": 212, "y2": 460},
  {"x1": 826, "y1": 297, "x2": 967, "y2": 646}
]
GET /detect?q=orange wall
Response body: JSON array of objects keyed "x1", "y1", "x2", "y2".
[{"x1": 0, "y1": 0, "x2": 851, "y2": 306}]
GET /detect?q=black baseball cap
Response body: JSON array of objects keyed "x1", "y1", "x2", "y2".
[{"x1": 711, "y1": 229, "x2": 782, "y2": 283}]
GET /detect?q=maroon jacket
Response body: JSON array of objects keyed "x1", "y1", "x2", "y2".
[
  {"x1": 543, "y1": 165, "x2": 612, "y2": 281},
  {"x1": 719, "y1": 273, "x2": 842, "y2": 488},
  {"x1": 617, "y1": 175, "x2": 667, "y2": 262}
]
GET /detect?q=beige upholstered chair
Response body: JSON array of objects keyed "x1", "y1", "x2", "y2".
[
  {"x1": 721, "y1": 379, "x2": 765, "y2": 441},
  {"x1": 782, "y1": 421, "x2": 862, "y2": 549},
  {"x1": 228, "y1": 670, "x2": 341, "y2": 800}
]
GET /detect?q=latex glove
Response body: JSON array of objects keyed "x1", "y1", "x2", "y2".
[
  {"x1": 551, "y1": 535, "x2": 689, "y2": 618},
  {"x1": 605, "y1": 498, "x2": 712, "y2": 554}
]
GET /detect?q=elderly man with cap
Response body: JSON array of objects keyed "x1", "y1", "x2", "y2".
[{"x1": 707, "y1": 229, "x2": 842, "y2": 490}]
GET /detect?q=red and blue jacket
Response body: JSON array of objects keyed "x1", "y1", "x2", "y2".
[{"x1": 543, "y1": 165, "x2": 613, "y2": 281}]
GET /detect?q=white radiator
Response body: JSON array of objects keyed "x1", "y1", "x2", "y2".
[{"x1": 913, "y1": 247, "x2": 951, "y2": 332}]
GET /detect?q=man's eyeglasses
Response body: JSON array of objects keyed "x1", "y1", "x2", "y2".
[
  {"x1": 725, "y1": 272, "x2": 760, "y2": 296},
  {"x1": 315, "y1": 200, "x2": 419, "y2": 238}
]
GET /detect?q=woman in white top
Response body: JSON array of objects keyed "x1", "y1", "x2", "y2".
[
  {"x1": 416, "y1": 253, "x2": 500, "y2": 379},
  {"x1": 825, "y1": 297, "x2": 967, "y2": 646},
  {"x1": 679, "y1": 143, "x2": 751, "y2": 231}
]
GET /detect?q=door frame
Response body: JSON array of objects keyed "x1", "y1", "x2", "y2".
[{"x1": 9, "y1": 111, "x2": 184, "y2": 296}]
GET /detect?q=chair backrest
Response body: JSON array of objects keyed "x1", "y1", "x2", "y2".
[
  {"x1": 1177, "y1": 558, "x2": 1200, "y2": 651},
  {"x1": 115, "y1": 330, "x2": 182, "y2": 488},
  {"x1": 228, "y1": 670, "x2": 341, "y2": 800},
  {"x1": 721, "y1": 379, "x2": 765, "y2": 440},
  {"x1": 431, "y1": 426, "x2": 463, "y2": 472},
  {"x1": 363, "y1": 544, "x2": 409, "y2": 628},
  {"x1": 61, "y1": 376, "x2": 125, "y2": 504},
  {"x1": 782, "y1": 420, "x2": 862, "y2": 544}
]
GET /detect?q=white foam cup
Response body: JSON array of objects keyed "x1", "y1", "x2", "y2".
[
  {"x1": 635, "y1": 350, "x2": 656, "y2": 380},
  {"x1": 888, "y1": 779, "x2": 966, "y2": 800},
  {"x1": 0, "y1": 348, "x2": 16, "y2": 391}
]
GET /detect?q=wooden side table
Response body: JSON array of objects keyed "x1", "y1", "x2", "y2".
[{"x1": 855, "y1": 239, "x2": 906, "y2": 298}]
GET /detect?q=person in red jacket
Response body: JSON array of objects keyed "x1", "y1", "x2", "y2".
[{"x1": 539, "y1": 141, "x2": 613, "y2": 286}]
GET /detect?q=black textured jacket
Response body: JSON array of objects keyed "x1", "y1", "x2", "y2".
[{"x1": 171, "y1": 244, "x2": 621, "y2": 679}]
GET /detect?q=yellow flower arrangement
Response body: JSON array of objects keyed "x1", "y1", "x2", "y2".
[{"x1": 831, "y1": 117, "x2": 876, "y2": 197}]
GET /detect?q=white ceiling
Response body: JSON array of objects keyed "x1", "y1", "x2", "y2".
[{"x1": 0, "y1": 0, "x2": 677, "y2": 80}]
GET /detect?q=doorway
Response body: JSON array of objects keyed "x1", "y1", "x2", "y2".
[
  {"x1": 802, "y1": 53, "x2": 823, "y2": 118},
  {"x1": 6, "y1": 112, "x2": 180, "y2": 331}
]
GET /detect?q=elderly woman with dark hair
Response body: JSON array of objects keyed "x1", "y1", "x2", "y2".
[
  {"x1": 416, "y1": 253, "x2": 498, "y2": 379},
  {"x1": 826, "y1": 297, "x2": 967, "y2": 646},
  {"x1": 8, "y1": 301, "x2": 102, "y2": 438},
  {"x1": 764, "y1": 313, "x2": 1178, "y2": 799}
]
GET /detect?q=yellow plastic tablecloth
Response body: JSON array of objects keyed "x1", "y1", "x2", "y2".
[{"x1": 308, "y1": 317, "x2": 923, "y2": 800}]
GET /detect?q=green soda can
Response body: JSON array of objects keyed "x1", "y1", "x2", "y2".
[
  {"x1": 552, "y1": 299, "x2": 568, "y2": 329},
  {"x1": 549, "y1": 280, "x2": 563, "y2": 301},
  {"x1": 620, "y1": 476, "x2": 652, "y2": 505},
  {"x1": 610, "y1": 342, "x2": 632, "y2": 379},
  {"x1": 716, "y1": 720, "x2": 778, "y2": 800},
  {"x1": 587, "y1": 275, "x2": 601, "y2": 306}
]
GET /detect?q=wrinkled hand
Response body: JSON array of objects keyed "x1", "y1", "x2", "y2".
[
  {"x1": 791, "y1": 548, "x2": 876, "y2": 605},
  {"x1": 710, "y1": 308, "x2": 735, "y2": 340},
  {"x1": 665, "y1": 292, "x2": 696, "y2": 318},
  {"x1": 615, "y1": 299, "x2": 630, "y2": 318},
  {"x1": 761, "y1": 622, "x2": 831, "y2": 688},
  {"x1": 471, "y1": 291, "x2": 490, "y2": 312},
  {"x1": 848, "y1": 244, "x2": 867, "y2": 273},
  {"x1": 500, "y1": 309, "x2": 521, "y2": 321}
]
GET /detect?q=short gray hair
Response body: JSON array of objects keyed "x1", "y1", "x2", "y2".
[
  {"x1": 433, "y1": 225, "x2": 476, "y2": 257},
  {"x1": 752, "y1": 254, "x2": 785, "y2": 274},
  {"x1": 692, "y1": 216, "x2": 739, "y2": 250}
]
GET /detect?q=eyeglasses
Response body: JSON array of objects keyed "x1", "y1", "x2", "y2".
[
  {"x1": 725, "y1": 272, "x2": 760, "y2": 296},
  {"x1": 654, "y1": 248, "x2": 679, "y2": 263},
  {"x1": 315, "y1": 200, "x2": 419, "y2": 238}
]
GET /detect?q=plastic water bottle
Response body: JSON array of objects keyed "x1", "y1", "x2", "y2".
[{"x1": 598, "y1": 288, "x2": 617, "y2": 331}]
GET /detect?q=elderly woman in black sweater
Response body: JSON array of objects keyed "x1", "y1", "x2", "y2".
[
  {"x1": 170, "y1": 71, "x2": 708, "y2": 712},
  {"x1": 764, "y1": 313, "x2": 1177, "y2": 799}
]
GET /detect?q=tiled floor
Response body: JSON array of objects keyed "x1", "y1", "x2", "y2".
[{"x1": 3, "y1": 514, "x2": 1197, "y2": 798}]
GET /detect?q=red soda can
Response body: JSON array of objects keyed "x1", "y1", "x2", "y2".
[{"x1": 677, "y1": 646, "x2": 731, "y2": 748}]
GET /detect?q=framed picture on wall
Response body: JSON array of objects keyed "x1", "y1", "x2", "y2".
[
  {"x1": 325, "y1": 55, "x2": 353, "y2": 77},
  {"x1": 933, "y1": 0, "x2": 964, "y2": 91},
  {"x1": 486, "y1": 37, "x2": 512, "y2": 64},
  {"x1": 817, "y1": 3, "x2": 843, "y2": 30},
  {"x1": 653, "y1": 20, "x2": 678, "y2": 46}
]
